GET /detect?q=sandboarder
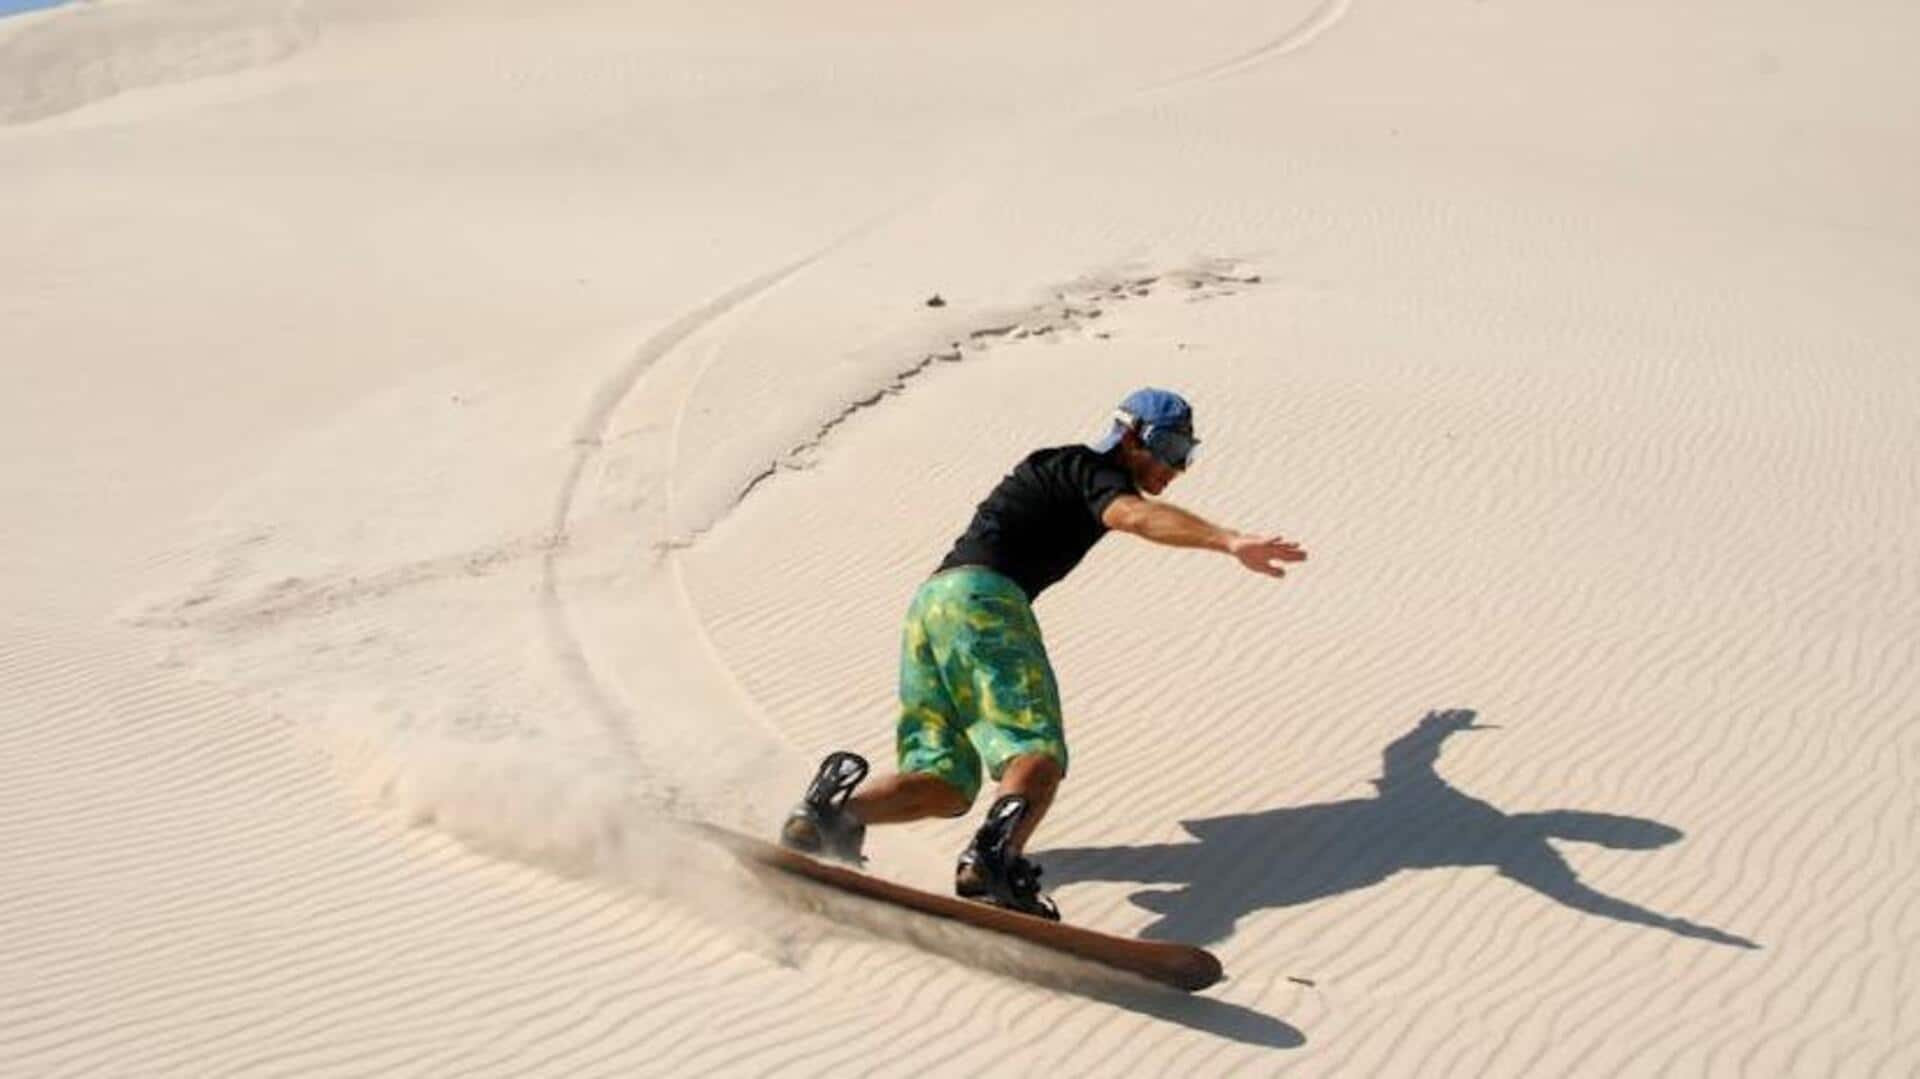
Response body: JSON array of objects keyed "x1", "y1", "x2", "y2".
[{"x1": 780, "y1": 388, "x2": 1307, "y2": 920}]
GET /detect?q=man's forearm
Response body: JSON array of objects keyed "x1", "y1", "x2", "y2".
[
  {"x1": 1123, "y1": 499, "x2": 1239, "y2": 552},
  {"x1": 1105, "y1": 494, "x2": 1305, "y2": 577}
]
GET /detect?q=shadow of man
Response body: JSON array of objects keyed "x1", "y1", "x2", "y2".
[{"x1": 1043, "y1": 709, "x2": 1757, "y2": 949}]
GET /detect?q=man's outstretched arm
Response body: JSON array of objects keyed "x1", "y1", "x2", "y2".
[{"x1": 1101, "y1": 494, "x2": 1307, "y2": 578}]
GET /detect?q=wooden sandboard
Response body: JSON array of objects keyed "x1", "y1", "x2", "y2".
[{"x1": 692, "y1": 822, "x2": 1223, "y2": 992}]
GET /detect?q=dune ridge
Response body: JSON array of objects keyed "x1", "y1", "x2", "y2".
[
  {"x1": 0, "y1": 0, "x2": 311, "y2": 124},
  {"x1": 4, "y1": 0, "x2": 1918, "y2": 1073}
]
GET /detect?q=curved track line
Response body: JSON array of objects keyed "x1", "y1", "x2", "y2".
[
  {"x1": 539, "y1": 260, "x2": 821, "y2": 762},
  {"x1": 540, "y1": 213, "x2": 899, "y2": 765},
  {"x1": 1140, "y1": 0, "x2": 1352, "y2": 98}
]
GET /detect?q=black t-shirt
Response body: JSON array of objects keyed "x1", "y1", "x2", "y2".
[{"x1": 935, "y1": 444, "x2": 1138, "y2": 600}]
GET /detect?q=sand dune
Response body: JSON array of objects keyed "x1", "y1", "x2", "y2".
[
  {"x1": 0, "y1": 0, "x2": 311, "y2": 124},
  {"x1": 3, "y1": 0, "x2": 1917, "y2": 1073}
]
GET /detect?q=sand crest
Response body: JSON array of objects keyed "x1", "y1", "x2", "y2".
[{"x1": 3, "y1": 0, "x2": 1916, "y2": 1073}]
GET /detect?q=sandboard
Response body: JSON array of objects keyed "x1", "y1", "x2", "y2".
[{"x1": 692, "y1": 822, "x2": 1224, "y2": 992}]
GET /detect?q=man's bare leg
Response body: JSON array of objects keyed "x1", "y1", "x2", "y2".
[
  {"x1": 845, "y1": 755, "x2": 1061, "y2": 851},
  {"x1": 994, "y1": 753, "x2": 1061, "y2": 855},
  {"x1": 850, "y1": 771, "x2": 970, "y2": 824}
]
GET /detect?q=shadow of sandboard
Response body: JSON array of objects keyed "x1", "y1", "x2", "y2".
[{"x1": 694, "y1": 823, "x2": 1224, "y2": 992}]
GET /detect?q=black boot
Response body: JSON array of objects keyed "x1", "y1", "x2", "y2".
[
  {"x1": 780, "y1": 752, "x2": 869, "y2": 865},
  {"x1": 954, "y1": 794, "x2": 1060, "y2": 921}
]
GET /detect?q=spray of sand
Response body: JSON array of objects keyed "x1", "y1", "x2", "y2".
[{"x1": 313, "y1": 711, "x2": 1193, "y2": 1000}]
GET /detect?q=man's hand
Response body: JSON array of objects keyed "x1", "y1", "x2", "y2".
[{"x1": 1228, "y1": 533, "x2": 1308, "y2": 578}]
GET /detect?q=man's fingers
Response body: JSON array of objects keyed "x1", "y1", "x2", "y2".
[
  {"x1": 1266, "y1": 540, "x2": 1307, "y2": 562},
  {"x1": 1235, "y1": 535, "x2": 1306, "y2": 576}
]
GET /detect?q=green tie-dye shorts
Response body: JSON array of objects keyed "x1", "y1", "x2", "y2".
[{"x1": 896, "y1": 566, "x2": 1068, "y2": 805}]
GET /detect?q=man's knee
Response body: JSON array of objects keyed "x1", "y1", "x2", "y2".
[{"x1": 1003, "y1": 752, "x2": 1063, "y2": 790}]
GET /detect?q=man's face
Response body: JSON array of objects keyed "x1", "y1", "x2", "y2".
[{"x1": 1120, "y1": 437, "x2": 1182, "y2": 496}]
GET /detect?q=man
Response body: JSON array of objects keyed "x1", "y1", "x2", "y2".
[{"x1": 779, "y1": 388, "x2": 1306, "y2": 920}]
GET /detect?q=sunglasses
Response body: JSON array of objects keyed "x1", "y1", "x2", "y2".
[{"x1": 1141, "y1": 423, "x2": 1200, "y2": 471}]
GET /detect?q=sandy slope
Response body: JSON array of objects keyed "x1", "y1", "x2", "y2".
[{"x1": 3, "y1": 0, "x2": 1918, "y2": 1074}]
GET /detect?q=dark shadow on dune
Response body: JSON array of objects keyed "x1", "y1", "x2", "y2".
[
  {"x1": 1042, "y1": 709, "x2": 1759, "y2": 950},
  {"x1": 1078, "y1": 981, "x2": 1305, "y2": 1049}
]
